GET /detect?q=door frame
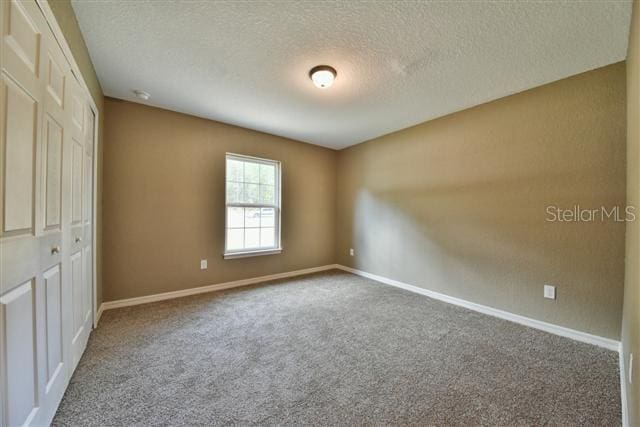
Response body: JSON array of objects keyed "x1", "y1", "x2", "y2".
[{"x1": 35, "y1": 0, "x2": 100, "y2": 328}]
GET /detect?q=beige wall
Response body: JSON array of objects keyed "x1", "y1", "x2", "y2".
[
  {"x1": 336, "y1": 63, "x2": 627, "y2": 340},
  {"x1": 48, "y1": 0, "x2": 105, "y2": 306},
  {"x1": 33, "y1": 1, "x2": 639, "y2": 417},
  {"x1": 105, "y1": 64, "x2": 627, "y2": 341},
  {"x1": 99, "y1": 36, "x2": 628, "y2": 346},
  {"x1": 623, "y1": 1, "x2": 640, "y2": 424},
  {"x1": 102, "y1": 99, "x2": 337, "y2": 301}
]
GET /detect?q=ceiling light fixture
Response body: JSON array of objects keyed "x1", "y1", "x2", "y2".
[
  {"x1": 133, "y1": 89, "x2": 150, "y2": 100},
  {"x1": 309, "y1": 65, "x2": 337, "y2": 89}
]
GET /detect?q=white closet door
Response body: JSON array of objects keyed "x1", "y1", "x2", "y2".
[
  {"x1": 83, "y1": 108, "x2": 94, "y2": 328},
  {"x1": 33, "y1": 10, "x2": 73, "y2": 423},
  {"x1": 67, "y1": 75, "x2": 91, "y2": 369},
  {"x1": 0, "y1": 1, "x2": 95, "y2": 425},
  {"x1": 1, "y1": 1, "x2": 47, "y2": 425}
]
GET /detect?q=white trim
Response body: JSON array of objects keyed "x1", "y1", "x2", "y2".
[
  {"x1": 100, "y1": 264, "x2": 340, "y2": 311},
  {"x1": 92, "y1": 263, "x2": 628, "y2": 424},
  {"x1": 226, "y1": 152, "x2": 280, "y2": 165},
  {"x1": 335, "y1": 265, "x2": 621, "y2": 352},
  {"x1": 223, "y1": 248, "x2": 282, "y2": 259},
  {"x1": 95, "y1": 303, "x2": 105, "y2": 326},
  {"x1": 100, "y1": 262, "x2": 622, "y2": 352},
  {"x1": 620, "y1": 347, "x2": 630, "y2": 427},
  {"x1": 91, "y1": 109, "x2": 99, "y2": 329},
  {"x1": 224, "y1": 153, "x2": 282, "y2": 256}
]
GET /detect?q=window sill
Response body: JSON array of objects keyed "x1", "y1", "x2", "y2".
[{"x1": 223, "y1": 248, "x2": 282, "y2": 260}]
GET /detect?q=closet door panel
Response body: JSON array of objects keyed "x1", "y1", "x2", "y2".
[
  {"x1": 45, "y1": 49, "x2": 64, "y2": 111},
  {"x1": 69, "y1": 89, "x2": 84, "y2": 252},
  {"x1": 0, "y1": 280, "x2": 39, "y2": 426},
  {"x1": 1, "y1": 75, "x2": 37, "y2": 235},
  {"x1": 71, "y1": 138, "x2": 83, "y2": 225},
  {"x1": 83, "y1": 245, "x2": 92, "y2": 323},
  {"x1": 43, "y1": 264, "x2": 64, "y2": 388},
  {"x1": 1, "y1": 0, "x2": 42, "y2": 96},
  {"x1": 69, "y1": 248, "x2": 87, "y2": 368},
  {"x1": 43, "y1": 115, "x2": 63, "y2": 230},
  {"x1": 42, "y1": 40, "x2": 66, "y2": 234}
]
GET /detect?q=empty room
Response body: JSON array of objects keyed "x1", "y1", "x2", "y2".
[{"x1": 1, "y1": 0, "x2": 639, "y2": 425}]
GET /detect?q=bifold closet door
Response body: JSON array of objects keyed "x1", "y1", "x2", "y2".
[
  {"x1": 67, "y1": 72, "x2": 92, "y2": 370},
  {"x1": 0, "y1": 1, "x2": 94, "y2": 425}
]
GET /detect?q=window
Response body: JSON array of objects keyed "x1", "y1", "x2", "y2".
[{"x1": 224, "y1": 153, "x2": 281, "y2": 258}]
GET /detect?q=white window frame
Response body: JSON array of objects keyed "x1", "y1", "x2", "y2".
[{"x1": 224, "y1": 153, "x2": 282, "y2": 259}]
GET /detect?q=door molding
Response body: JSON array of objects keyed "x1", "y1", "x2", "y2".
[{"x1": 35, "y1": 0, "x2": 100, "y2": 328}]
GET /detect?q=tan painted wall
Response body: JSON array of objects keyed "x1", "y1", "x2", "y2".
[
  {"x1": 336, "y1": 63, "x2": 627, "y2": 340},
  {"x1": 39, "y1": 1, "x2": 637, "y2": 416},
  {"x1": 48, "y1": 0, "x2": 105, "y2": 306},
  {"x1": 102, "y1": 99, "x2": 337, "y2": 301},
  {"x1": 623, "y1": 2, "x2": 640, "y2": 424}
]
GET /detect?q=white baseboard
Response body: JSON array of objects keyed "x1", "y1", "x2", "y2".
[
  {"x1": 99, "y1": 264, "x2": 340, "y2": 313},
  {"x1": 99, "y1": 262, "x2": 621, "y2": 352},
  {"x1": 619, "y1": 347, "x2": 630, "y2": 427},
  {"x1": 94, "y1": 262, "x2": 627, "y2": 422},
  {"x1": 335, "y1": 264, "x2": 621, "y2": 352},
  {"x1": 95, "y1": 303, "x2": 105, "y2": 326}
]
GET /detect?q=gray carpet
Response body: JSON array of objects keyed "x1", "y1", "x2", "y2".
[{"x1": 53, "y1": 270, "x2": 621, "y2": 426}]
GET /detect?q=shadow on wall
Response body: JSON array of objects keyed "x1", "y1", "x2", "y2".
[
  {"x1": 342, "y1": 63, "x2": 626, "y2": 339},
  {"x1": 352, "y1": 162, "x2": 625, "y2": 338}
]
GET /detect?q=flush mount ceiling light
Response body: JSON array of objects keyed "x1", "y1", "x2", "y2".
[
  {"x1": 309, "y1": 65, "x2": 337, "y2": 89},
  {"x1": 132, "y1": 89, "x2": 150, "y2": 100}
]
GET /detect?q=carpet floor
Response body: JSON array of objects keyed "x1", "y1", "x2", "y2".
[{"x1": 52, "y1": 270, "x2": 621, "y2": 426}]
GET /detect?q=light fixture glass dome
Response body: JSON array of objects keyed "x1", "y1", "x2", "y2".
[
  {"x1": 309, "y1": 65, "x2": 337, "y2": 89},
  {"x1": 132, "y1": 90, "x2": 150, "y2": 100}
]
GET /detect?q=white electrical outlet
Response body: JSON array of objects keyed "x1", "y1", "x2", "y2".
[
  {"x1": 630, "y1": 353, "x2": 634, "y2": 384},
  {"x1": 200, "y1": 259, "x2": 207, "y2": 270},
  {"x1": 349, "y1": 248, "x2": 355, "y2": 256},
  {"x1": 543, "y1": 285, "x2": 556, "y2": 300}
]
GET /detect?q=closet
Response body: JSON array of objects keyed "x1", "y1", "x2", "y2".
[{"x1": 0, "y1": 1, "x2": 96, "y2": 425}]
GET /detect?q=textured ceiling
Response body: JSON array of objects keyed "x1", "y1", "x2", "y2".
[{"x1": 72, "y1": 1, "x2": 632, "y2": 149}]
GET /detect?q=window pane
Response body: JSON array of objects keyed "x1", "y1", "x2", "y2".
[
  {"x1": 225, "y1": 155, "x2": 280, "y2": 255},
  {"x1": 227, "y1": 228, "x2": 244, "y2": 250},
  {"x1": 227, "y1": 207, "x2": 244, "y2": 228},
  {"x1": 245, "y1": 208, "x2": 260, "y2": 228},
  {"x1": 226, "y1": 182, "x2": 242, "y2": 203},
  {"x1": 244, "y1": 161, "x2": 260, "y2": 183},
  {"x1": 245, "y1": 228, "x2": 260, "y2": 248},
  {"x1": 260, "y1": 227, "x2": 275, "y2": 247},
  {"x1": 260, "y1": 164, "x2": 275, "y2": 186},
  {"x1": 227, "y1": 159, "x2": 243, "y2": 182},
  {"x1": 260, "y1": 208, "x2": 275, "y2": 227},
  {"x1": 244, "y1": 183, "x2": 259, "y2": 203},
  {"x1": 260, "y1": 185, "x2": 274, "y2": 204}
]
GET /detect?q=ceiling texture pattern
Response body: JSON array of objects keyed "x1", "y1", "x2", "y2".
[{"x1": 72, "y1": 1, "x2": 632, "y2": 149}]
